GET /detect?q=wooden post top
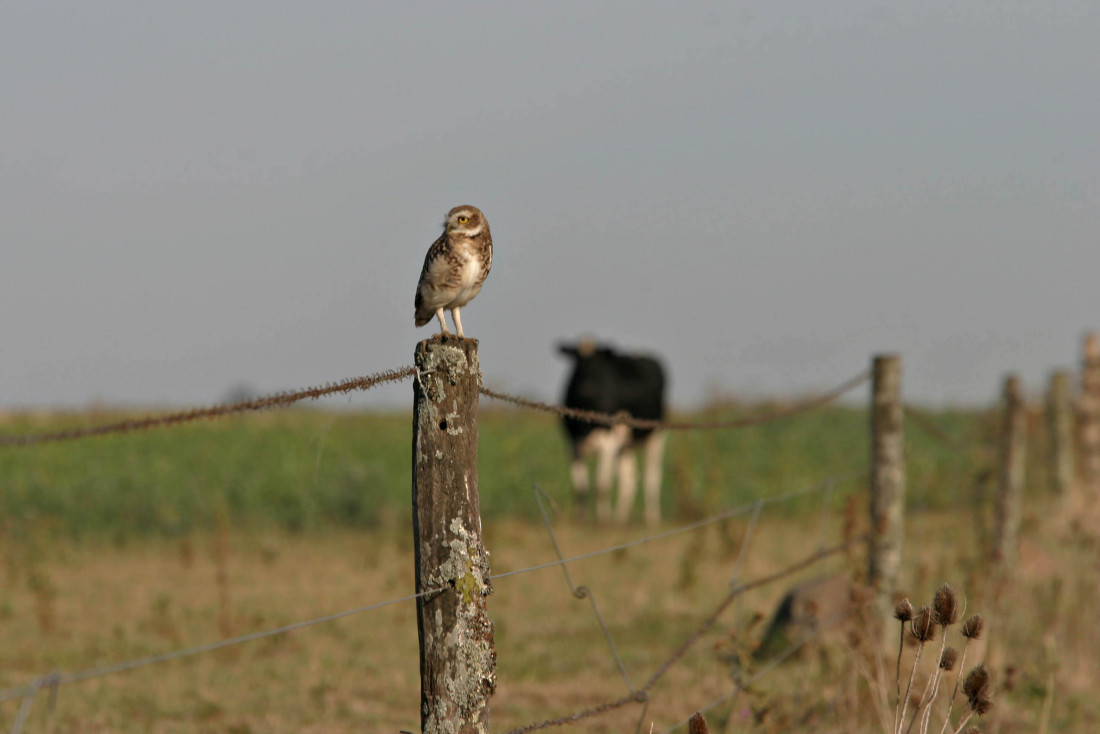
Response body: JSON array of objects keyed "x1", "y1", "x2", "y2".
[{"x1": 1085, "y1": 332, "x2": 1100, "y2": 362}]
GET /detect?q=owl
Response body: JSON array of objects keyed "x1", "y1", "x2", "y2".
[{"x1": 414, "y1": 205, "x2": 493, "y2": 338}]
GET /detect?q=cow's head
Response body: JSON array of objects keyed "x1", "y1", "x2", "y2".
[{"x1": 558, "y1": 339, "x2": 609, "y2": 361}]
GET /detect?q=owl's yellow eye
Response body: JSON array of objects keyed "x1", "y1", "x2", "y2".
[{"x1": 457, "y1": 216, "x2": 469, "y2": 224}]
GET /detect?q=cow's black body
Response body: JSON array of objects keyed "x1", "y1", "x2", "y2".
[
  {"x1": 560, "y1": 345, "x2": 665, "y2": 449},
  {"x1": 558, "y1": 342, "x2": 668, "y2": 525}
]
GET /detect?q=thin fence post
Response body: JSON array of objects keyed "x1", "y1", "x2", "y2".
[
  {"x1": 412, "y1": 337, "x2": 495, "y2": 734},
  {"x1": 1080, "y1": 332, "x2": 1100, "y2": 498},
  {"x1": 869, "y1": 354, "x2": 904, "y2": 627},
  {"x1": 1047, "y1": 370, "x2": 1074, "y2": 497},
  {"x1": 992, "y1": 375, "x2": 1026, "y2": 569}
]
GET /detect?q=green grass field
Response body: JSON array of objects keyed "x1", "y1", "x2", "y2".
[
  {"x1": 2, "y1": 401, "x2": 1094, "y2": 732},
  {"x1": 0, "y1": 402, "x2": 992, "y2": 541}
]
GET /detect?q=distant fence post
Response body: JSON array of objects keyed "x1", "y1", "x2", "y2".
[
  {"x1": 869, "y1": 354, "x2": 904, "y2": 626},
  {"x1": 992, "y1": 375, "x2": 1026, "y2": 568},
  {"x1": 412, "y1": 337, "x2": 495, "y2": 734},
  {"x1": 1080, "y1": 332, "x2": 1100, "y2": 498},
  {"x1": 1047, "y1": 370, "x2": 1074, "y2": 497}
]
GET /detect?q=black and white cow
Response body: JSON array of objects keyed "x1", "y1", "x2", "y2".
[{"x1": 558, "y1": 341, "x2": 668, "y2": 526}]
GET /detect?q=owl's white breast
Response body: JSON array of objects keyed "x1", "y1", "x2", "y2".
[{"x1": 449, "y1": 251, "x2": 486, "y2": 308}]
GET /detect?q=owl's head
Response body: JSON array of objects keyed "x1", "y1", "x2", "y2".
[{"x1": 444, "y1": 205, "x2": 488, "y2": 237}]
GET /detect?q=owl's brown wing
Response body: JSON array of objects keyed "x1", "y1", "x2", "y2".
[
  {"x1": 475, "y1": 238, "x2": 493, "y2": 288},
  {"x1": 414, "y1": 234, "x2": 456, "y2": 326}
]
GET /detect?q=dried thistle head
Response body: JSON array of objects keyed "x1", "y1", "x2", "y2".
[
  {"x1": 940, "y1": 647, "x2": 958, "y2": 671},
  {"x1": 687, "y1": 712, "x2": 709, "y2": 734},
  {"x1": 963, "y1": 663, "x2": 990, "y2": 695},
  {"x1": 962, "y1": 614, "x2": 985, "y2": 640},
  {"x1": 910, "y1": 605, "x2": 936, "y2": 642},
  {"x1": 969, "y1": 694, "x2": 993, "y2": 716},
  {"x1": 933, "y1": 583, "x2": 959, "y2": 626},
  {"x1": 894, "y1": 598, "x2": 914, "y2": 622},
  {"x1": 964, "y1": 663, "x2": 992, "y2": 710}
]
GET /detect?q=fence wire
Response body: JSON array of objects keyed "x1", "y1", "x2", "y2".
[
  {"x1": 0, "y1": 355, "x2": 887, "y2": 731},
  {"x1": 491, "y1": 467, "x2": 868, "y2": 583},
  {"x1": 2, "y1": 364, "x2": 868, "y2": 449},
  {"x1": 533, "y1": 486, "x2": 635, "y2": 692},
  {"x1": 658, "y1": 615, "x2": 843, "y2": 734},
  {"x1": 0, "y1": 586, "x2": 432, "y2": 706},
  {"x1": 499, "y1": 467, "x2": 868, "y2": 734},
  {"x1": 527, "y1": 476, "x2": 793, "y2": 734},
  {"x1": 0, "y1": 367, "x2": 416, "y2": 447},
  {"x1": 479, "y1": 369, "x2": 870, "y2": 430},
  {"x1": 0, "y1": 469, "x2": 866, "y2": 721},
  {"x1": 502, "y1": 533, "x2": 870, "y2": 734},
  {"x1": 904, "y1": 403, "x2": 993, "y2": 456}
]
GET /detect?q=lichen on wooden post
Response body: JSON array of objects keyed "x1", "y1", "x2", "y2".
[
  {"x1": 869, "y1": 354, "x2": 905, "y2": 629},
  {"x1": 412, "y1": 336, "x2": 495, "y2": 734},
  {"x1": 993, "y1": 374, "x2": 1026, "y2": 568}
]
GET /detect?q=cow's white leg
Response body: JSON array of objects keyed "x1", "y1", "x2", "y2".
[
  {"x1": 585, "y1": 426, "x2": 629, "y2": 526},
  {"x1": 615, "y1": 447, "x2": 638, "y2": 524},
  {"x1": 598, "y1": 424, "x2": 631, "y2": 524},
  {"x1": 642, "y1": 431, "x2": 667, "y2": 527},
  {"x1": 570, "y1": 433, "x2": 601, "y2": 520},
  {"x1": 570, "y1": 457, "x2": 590, "y2": 496},
  {"x1": 570, "y1": 457, "x2": 590, "y2": 494},
  {"x1": 598, "y1": 440, "x2": 616, "y2": 526},
  {"x1": 569, "y1": 456, "x2": 591, "y2": 521}
]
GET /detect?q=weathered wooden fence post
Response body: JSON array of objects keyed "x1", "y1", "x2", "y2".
[
  {"x1": 1047, "y1": 370, "x2": 1074, "y2": 497},
  {"x1": 1080, "y1": 332, "x2": 1100, "y2": 498},
  {"x1": 992, "y1": 375, "x2": 1026, "y2": 568},
  {"x1": 869, "y1": 354, "x2": 905, "y2": 627},
  {"x1": 412, "y1": 337, "x2": 495, "y2": 734}
]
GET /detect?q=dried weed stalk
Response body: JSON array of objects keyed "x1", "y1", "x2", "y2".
[{"x1": 890, "y1": 584, "x2": 993, "y2": 734}]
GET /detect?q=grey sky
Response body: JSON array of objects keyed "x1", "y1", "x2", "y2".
[{"x1": 3, "y1": 1, "x2": 1098, "y2": 411}]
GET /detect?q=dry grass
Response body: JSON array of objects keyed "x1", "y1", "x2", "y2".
[{"x1": 1, "y1": 498, "x2": 1097, "y2": 733}]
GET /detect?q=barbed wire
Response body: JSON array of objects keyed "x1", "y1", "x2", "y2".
[
  {"x1": 501, "y1": 533, "x2": 870, "y2": 734},
  {"x1": 503, "y1": 690, "x2": 648, "y2": 734},
  {"x1": 532, "y1": 486, "x2": 636, "y2": 692},
  {"x1": 0, "y1": 586, "x2": 433, "y2": 705},
  {"x1": 903, "y1": 403, "x2": 993, "y2": 456},
  {"x1": 526, "y1": 470, "x2": 812, "y2": 734},
  {"x1": 0, "y1": 470, "x2": 865, "y2": 716},
  {"x1": 479, "y1": 369, "x2": 870, "y2": 430},
  {"x1": 1, "y1": 363, "x2": 869, "y2": 450},
  {"x1": 657, "y1": 612, "x2": 848, "y2": 734},
  {"x1": 0, "y1": 357, "x2": 875, "y2": 728},
  {"x1": 642, "y1": 534, "x2": 868, "y2": 692},
  {"x1": 498, "y1": 472, "x2": 867, "y2": 733},
  {"x1": 491, "y1": 467, "x2": 867, "y2": 583},
  {"x1": 0, "y1": 367, "x2": 416, "y2": 447},
  {"x1": 0, "y1": 347, "x2": 996, "y2": 732}
]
